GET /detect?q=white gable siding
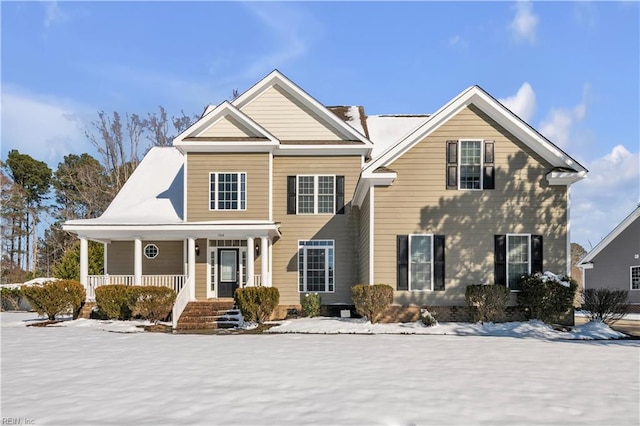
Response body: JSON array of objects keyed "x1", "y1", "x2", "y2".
[
  {"x1": 241, "y1": 85, "x2": 346, "y2": 141},
  {"x1": 198, "y1": 115, "x2": 258, "y2": 138}
]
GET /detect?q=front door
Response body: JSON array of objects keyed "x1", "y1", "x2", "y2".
[{"x1": 218, "y1": 248, "x2": 239, "y2": 298}]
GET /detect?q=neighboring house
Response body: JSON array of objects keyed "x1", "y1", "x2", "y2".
[
  {"x1": 63, "y1": 70, "x2": 587, "y2": 325},
  {"x1": 578, "y1": 205, "x2": 640, "y2": 306}
]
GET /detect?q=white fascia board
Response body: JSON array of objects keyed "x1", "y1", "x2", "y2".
[
  {"x1": 232, "y1": 70, "x2": 373, "y2": 147},
  {"x1": 274, "y1": 145, "x2": 371, "y2": 157},
  {"x1": 175, "y1": 142, "x2": 277, "y2": 154},
  {"x1": 546, "y1": 170, "x2": 587, "y2": 186},
  {"x1": 364, "y1": 86, "x2": 588, "y2": 175},
  {"x1": 353, "y1": 178, "x2": 371, "y2": 207},
  {"x1": 578, "y1": 262, "x2": 594, "y2": 269},
  {"x1": 353, "y1": 172, "x2": 397, "y2": 206},
  {"x1": 579, "y1": 206, "x2": 640, "y2": 264}
]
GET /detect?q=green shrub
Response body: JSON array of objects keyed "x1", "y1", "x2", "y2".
[
  {"x1": 351, "y1": 284, "x2": 393, "y2": 324},
  {"x1": 420, "y1": 309, "x2": 438, "y2": 327},
  {"x1": 301, "y1": 292, "x2": 322, "y2": 318},
  {"x1": 95, "y1": 285, "x2": 137, "y2": 320},
  {"x1": 517, "y1": 273, "x2": 577, "y2": 324},
  {"x1": 21, "y1": 280, "x2": 85, "y2": 320},
  {"x1": 53, "y1": 241, "x2": 104, "y2": 281},
  {"x1": 465, "y1": 284, "x2": 510, "y2": 323},
  {"x1": 133, "y1": 286, "x2": 176, "y2": 323},
  {"x1": 234, "y1": 287, "x2": 280, "y2": 323},
  {"x1": 583, "y1": 288, "x2": 629, "y2": 324},
  {"x1": 1, "y1": 287, "x2": 27, "y2": 311}
]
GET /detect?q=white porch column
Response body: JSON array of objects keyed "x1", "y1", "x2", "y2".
[
  {"x1": 79, "y1": 236, "x2": 88, "y2": 287},
  {"x1": 103, "y1": 242, "x2": 108, "y2": 275},
  {"x1": 187, "y1": 237, "x2": 196, "y2": 300},
  {"x1": 134, "y1": 237, "x2": 142, "y2": 286},
  {"x1": 260, "y1": 237, "x2": 268, "y2": 287},
  {"x1": 247, "y1": 237, "x2": 255, "y2": 287}
]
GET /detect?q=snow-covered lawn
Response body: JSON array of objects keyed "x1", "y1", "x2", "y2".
[{"x1": 2, "y1": 312, "x2": 639, "y2": 425}]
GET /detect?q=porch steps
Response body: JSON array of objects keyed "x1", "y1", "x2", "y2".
[
  {"x1": 78, "y1": 302, "x2": 96, "y2": 319},
  {"x1": 175, "y1": 301, "x2": 243, "y2": 331}
]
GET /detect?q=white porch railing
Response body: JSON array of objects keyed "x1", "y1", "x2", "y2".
[
  {"x1": 86, "y1": 275, "x2": 187, "y2": 301},
  {"x1": 172, "y1": 276, "x2": 193, "y2": 329},
  {"x1": 253, "y1": 275, "x2": 262, "y2": 286}
]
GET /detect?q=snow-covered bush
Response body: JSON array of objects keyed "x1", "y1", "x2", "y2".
[
  {"x1": 583, "y1": 288, "x2": 629, "y2": 324},
  {"x1": 517, "y1": 273, "x2": 577, "y2": 324},
  {"x1": 420, "y1": 309, "x2": 438, "y2": 327},
  {"x1": 301, "y1": 292, "x2": 321, "y2": 318},
  {"x1": 95, "y1": 285, "x2": 138, "y2": 320},
  {"x1": 351, "y1": 284, "x2": 393, "y2": 324},
  {"x1": 133, "y1": 287, "x2": 176, "y2": 323},
  {"x1": 21, "y1": 280, "x2": 85, "y2": 320},
  {"x1": 234, "y1": 287, "x2": 280, "y2": 323},
  {"x1": 465, "y1": 284, "x2": 510, "y2": 323}
]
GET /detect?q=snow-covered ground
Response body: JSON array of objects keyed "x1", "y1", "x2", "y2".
[{"x1": 2, "y1": 312, "x2": 639, "y2": 425}]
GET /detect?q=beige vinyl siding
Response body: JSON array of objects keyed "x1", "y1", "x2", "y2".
[
  {"x1": 241, "y1": 85, "x2": 345, "y2": 141},
  {"x1": 106, "y1": 241, "x2": 184, "y2": 275},
  {"x1": 358, "y1": 190, "x2": 371, "y2": 285},
  {"x1": 186, "y1": 153, "x2": 269, "y2": 222},
  {"x1": 272, "y1": 156, "x2": 361, "y2": 305},
  {"x1": 195, "y1": 239, "x2": 208, "y2": 300},
  {"x1": 198, "y1": 115, "x2": 257, "y2": 138},
  {"x1": 374, "y1": 104, "x2": 568, "y2": 305}
]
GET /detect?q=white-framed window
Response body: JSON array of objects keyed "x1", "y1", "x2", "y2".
[
  {"x1": 209, "y1": 172, "x2": 247, "y2": 211},
  {"x1": 631, "y1": 266, "x2": 640, "y2": 290},
  {"x1": 144, "y1": 244, "x2": 159, "y2": 259},
  {"x1": 409, "y1": 234, "x2": 433, "y2": 291},
  {"x1": 297, "y1": 175, "x2": 335, "y2": 214},
  {"x1": 459, "y1": 140, "x2": 482, "y2": 190},
  {"x1": 507, "y1": 234, "x2": 531, "y2": 290},
  {"x1": 298, "y1": 240, "x2": 334, "y2": 292}
]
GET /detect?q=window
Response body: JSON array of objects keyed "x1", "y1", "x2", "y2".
[
  {"x1": 297, "y1": 175, "x2": 335, "y2": 214},
  {"x1": 144, "y1": 244, "x2": 159, "y2": 259},
  {"x1": 409, "y1": 234, "x2": 433, "y2": 291},
  {"x1": 507, "y1": 234, "x2": 531, "y2": 290},
  {"x1": 631, "y1": 266, "x2": 640, "y2": 290},
  {"x1": 209, "y1": 172, "x2": 246, "y2": 211},
  {"x1": 298, "y1": 240, "x2": 334, "y2": 292},
  {"x1": 446, "y1": 140, "x2": 494, "y2": 190}
]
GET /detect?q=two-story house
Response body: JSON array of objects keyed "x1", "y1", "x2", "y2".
[{"x1": 64, "y1": 70, "x2": 587, "y2": 327}]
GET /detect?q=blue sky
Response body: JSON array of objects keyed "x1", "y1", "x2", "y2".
[{"x1": 1, "y1": 1, "x2": 639, "y2": 250}]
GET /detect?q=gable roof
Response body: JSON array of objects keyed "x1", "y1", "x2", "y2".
[
  {"x1": 363, "y1": 85, "x2": 588, "y2": 176},
  {"x1": 232, "y1": 70, "x2": 373, "y2": 147},
  {"x1": 579, "y1": 205, "x2": 640, "y2": 265},
  {"x1": 173, "y1": 101, "x2": 278, "y2": 152}
]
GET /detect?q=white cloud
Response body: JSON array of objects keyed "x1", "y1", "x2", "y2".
[
  {"x1": 571, "y1": 144, "x2": 640, "y2": 250},
  {"x1": 538, "y1": 85, "x2": 589, "y2": 149},
  {"x1": 573, "y1": 2, "x2": 597, "y2": 28},
  {"x1": 498, "y1": 82, "x2": 536, "y2": 122},
  {"x1": 43, "y1": 1, "x2": 67, "y2": 28},
  {"x1": 448, "y1": 35, "x2": 468, "y2": 49},
  {"x1": 1, "y1": 87, "x2": 92, "y2": 166},
  {"x1": 509, "y1": 1, "x2": 538, "y2": 45}
]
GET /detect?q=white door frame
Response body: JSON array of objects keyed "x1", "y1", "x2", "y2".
[{"x1": 207, "y1": 241, "x2": 248, "y2": 299}]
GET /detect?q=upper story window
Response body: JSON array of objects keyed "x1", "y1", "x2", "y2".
[
  {"x1": 287, "y1": 175, "x2": 345, "y2": 215},
  {"x1": 631, "y1": 266, "x2": 640, "y2": 290},
  {"x1": 209, "y1": 172, "x2": 246, "y2": 211},
  {"x1": 447, "y1": 139, "x2": 495, "y2": 190}
]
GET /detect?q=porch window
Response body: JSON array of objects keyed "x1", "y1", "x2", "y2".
[
  {"x1": 631, "y1": 266, "x2": 640, "y2": 290},
  {"x1": 209, "y1": 172, "x2": 247, "y2": 211},
  {"x1": 296, "y1": 175, "x2": 335, "y2": 214},
  {"x1": 298, "y1": 240, "x2": 334, "y2": 292},
  {"x1": 144, "y1": 244, "x2": 159, "y2": 259}
]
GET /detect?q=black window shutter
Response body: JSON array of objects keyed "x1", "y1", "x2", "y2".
[
  {"x1": 287, "y1": 176, "x2": 296, "y2": 214},
  {"x1": 433, "y1": 235, "x2": 445, "y2": 291},
  {"x1": 494, "y1": 235, "x2": 507, "y2": 286},
  {"x1": 446, "y1": 140, "x2": 458, "y2": 190},
  {"x1": 531, "y1": 235, "x2": 543, "y2": 274},
  {"x1": 483, "y1": 141, "x2": 495, "y2": 190},
  {"x1": 397, "y1": 235, "x2": 408, "y2": 291},
  {"x1": 336, "y1": 176, "x2": 345, "y2": 214}
]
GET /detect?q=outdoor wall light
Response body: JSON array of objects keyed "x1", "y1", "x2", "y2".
[
  {"x1": 195, "y1": 244, "x2": 200, "y2": 256},
  {"x1": 255, "y1": 242, "x2": 260, "y2": 256}
]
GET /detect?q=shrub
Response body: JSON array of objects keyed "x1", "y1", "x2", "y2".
[
  {"x1": 517, "y1": 273, "x2": 577, "y2": 324},
  {"x1": 53, "y1": 241, "x2": 104, "y2": 281},
  {"x1": 1, "y1": 287, "x2": 26, "y2": 311},
  {"x1": 133, "y1": 286, "x2": 176, "y2": 323},
  {"x1": 420, "y1": 309, "x2": 438, "y2": 327},
  {"x1": 583, "y1": 288, "x2": 629, "y2": 324},
  {"x1": 301, "y1": 292, "x2": 322, "y2": 318},
  {"x1": 21, "y1": 280, "x2": 85, "y2": 320},
  {"x1": 234, "y1": 287, "x2": 280, "y2": 323},
  {"x1": 465, "y1": 284, "x2": 510, "y2": 323},
  {"x1": 351, "y1": 284, "x2": 393, "y2": 324},
  {"x1": 95, "y1": 285, "x2": 137, "y2": 320}
]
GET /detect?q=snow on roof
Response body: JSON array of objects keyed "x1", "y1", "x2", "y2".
[
  {"x1": 66, "y1": 147, "x2": 184, "y2": 225},
  {"x1": 365, "y1": 114, "x2": 430, "y2": 159}
]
